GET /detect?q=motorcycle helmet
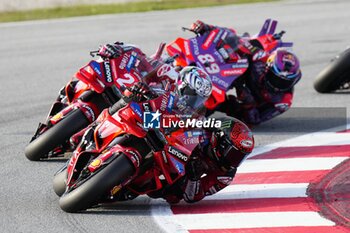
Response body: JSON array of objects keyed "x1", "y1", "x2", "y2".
[
  {"x1": 176, "y1": 66, "x2": 212, "y2": 114},
  {"x1": 210, "y1": 118, "x2": 254, "y2": 169},
  {"x1": 265, "y1": 49, "x2": 301, "y2": 92}
]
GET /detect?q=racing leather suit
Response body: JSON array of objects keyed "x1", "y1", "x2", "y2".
[{"x1": 193, "y1": 21, "x2": 294, "y2": 125}]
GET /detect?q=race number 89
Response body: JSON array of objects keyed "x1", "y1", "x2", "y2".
[{"x1": 198, "y1": 54, "x2": 220, "y2": 74}]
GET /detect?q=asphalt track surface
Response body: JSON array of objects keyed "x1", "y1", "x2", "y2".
[{"x1": 0, "y1": 0, "x2": 350, "y2": 232}]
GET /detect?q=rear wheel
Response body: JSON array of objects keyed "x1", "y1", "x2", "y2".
[
  {"x1": 314, "y1": 48, "x2": 350, "y2": 93},
  {"x1": 59, "y1": 154, "x2": 134, "y2": 213},
  {"x1": 24, "y1": 109, "x2": 89, "y2": 161}
]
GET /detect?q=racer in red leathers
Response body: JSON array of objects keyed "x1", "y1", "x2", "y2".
[
  {"x1": 118, "y1": 66, "x2": 254, "y2": 204},
  {"x1": 162, "y1": 117, "x2": 254, "y2": 204},
  {"x1": 189, "y1": 20, "x2": 302, "y2": 125},
  {"x1": 92, "y1": 43, "x2": 254, "y2": 204}
]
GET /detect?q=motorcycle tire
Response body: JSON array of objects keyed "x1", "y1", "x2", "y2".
[
  {"x1": 59, "y1": 154, "x2": 134, "y2": 213},
  {"x1": 53, "y1": 169, "x2": 67, "y2": 197},
  {"x1": 314, "y1": 48, "x2": 350, "y2": 93},
  {"x1": 24, "y1": 109, "x2": 89, "y2": 161}
]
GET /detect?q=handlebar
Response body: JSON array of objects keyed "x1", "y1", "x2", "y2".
[
  {"x1": 182, "y1": 26, "x2": 200, "y2": 36},
  {"x1": 273, "y1": 30, "x2": 286, "y2": 40},
  {"x1": 89, "y1": 50, "x2": 99, "y2": 57}
]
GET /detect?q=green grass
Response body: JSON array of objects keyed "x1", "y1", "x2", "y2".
[{"x1": 0, "y1": 0, "x2": 276, "y2": 23}]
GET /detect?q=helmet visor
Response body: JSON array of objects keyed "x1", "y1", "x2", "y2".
[
  {"x1": 178, "y1": 92, "x2": 207, "y2": 111},
  {"x1": 265, "y1": 68, "x2": 298, "y2": 92},
  {"x1": 217, "y1": 136, "x2": 246, "y2": 168}
]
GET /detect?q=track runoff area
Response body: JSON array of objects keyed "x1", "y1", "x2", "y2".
[{"x1": 151, "y1": 124, "x2": 350, "y2": 233}]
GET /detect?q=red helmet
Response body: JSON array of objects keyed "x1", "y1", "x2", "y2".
[{"x1": 211, "y1": 118, "x2": 254, "y2": 169}]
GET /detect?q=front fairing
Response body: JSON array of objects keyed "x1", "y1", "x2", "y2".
[
  {"x1": 66, "y1": 101, "x2": 147, "y2": 186},
  {"x1": 93, "y1": 102, "x2": 147, "y2": 151},
  {"x1": 74, "y1": 60, "x2": 106, "y2": 93}
]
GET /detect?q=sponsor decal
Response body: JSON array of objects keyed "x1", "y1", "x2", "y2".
[
  {"x1": 166, "y1": 92, "x2": 175, "y2": 112},
  {"x1": 103, "y1": 61, "x2": 113, "y2": 83},
  {"x1": 90, "y1": 61, "x2": 102, "y2": 77},
  {"x1": 185, "y1": 131, "x2": 202, "y2": 138},
  {"x1": 130, "y1": 102, "x2": 143, "y2": 118},
  {"x1": 231, "y1": 61, "x2": 249, "y2": 69},
  {"x1": 182, "y1": 137, "x2": 200, "y2": 145},
  {"x1": 51, "y1": 112, "x2": 63, "y2": 121},
  {"x1": 202, "y1": 30, "x2": 218, "y2": 50},
  {"x1": 184, "y1": 41, "x2": 191, "y2": 57},
  {"x1": 126, "y1": 52, "x2": 137, "y2": 72},
  {"x1": 119, "y1": 53, "x2": 131, "y2": 70},
  {"x1": 161, "y1": 150, "x2": 168, "y2": 163},
  {"x1": 160, "y1": 94, "x2": 169, "y2": 111},
  {"x1": 212, "y1": 76, "x2": 230, "y2": 89},
  {"x1": 218, "y1": 47, "x2": 229, "y2": 60},
  {"x1": 214, "y1": 29, "x2": 225, "y2": 44},
  {"x1": 142, "y1": 102, "x2": 151, "y2": 112},
  {"x1": 241, "y1": 139, "x2": 254, "y2": 148},
  {"x1": 213, "y1": 50, "x2": 224, "y2": 63},
  {"x1": 170, "y1": 157, "x2": 185, "y2": 175},
  {"x1": 89, "y1": 159, "x2": 102, "y2": 168},
  {"x1": 191, "y1": 38, "x2": 200, "y2": 56},
  {"x1": 220, "y1": 68, "x2": 245, "y2": 76},
  {"x1": 183, "y1": 130, "x2": 203, "y2": 144},
  {"x1": 237, "y1": 58, "x2": 248, "y2": 63},
  {"x1": 110, "y1": 185, "x2": 122, "y2": 196},
  {"x1": 168, "y1": 146, "x2": 188, "y2": 162}
]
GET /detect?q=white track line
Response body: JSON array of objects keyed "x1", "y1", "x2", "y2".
[
  {"x1": 172, "y1": 211, "x2": 335, "y2": 229},
  {"x1": 238, "y1": 157, "x2": 348, "y2": 173},
  {"x1": 204, "y1": 183, "x2": 308, "y2": 200}
]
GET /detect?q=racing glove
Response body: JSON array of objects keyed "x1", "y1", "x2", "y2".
[
  {"x1": 245, "y1": 108, "x2": 261, "y2": 125},
  {"x1": 237, "y1": 86, "x2": 256, "y2": 109},
  {"x1": 130, "y1": 82, "x2": 155, "y2": 102},
  {"x1": 98, "y1": 43, "x2": 123, "y2": 58},
  {"x1": 190, "y1": 20, "x2": 212, "y2": 34},
  {"x1": 186, "y1": 157, "x2": 205, "y2": 181}
]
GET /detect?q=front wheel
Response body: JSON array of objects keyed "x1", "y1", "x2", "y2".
[
  {"x1": 314, "y1": 48, "x2": 350, "y2": 93},
  {"x1": 25, "y1": 109, "x2": 90, "y2": 161},
  {"x1": 53, "y1": 168, "x2": 68, "y2": 197},
  {"x1": 59, "y1": 154, "x2": 134, "y2": 213}
]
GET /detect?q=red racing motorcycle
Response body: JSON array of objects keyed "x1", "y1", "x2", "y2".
[
  {"x1": 53, "y1": 84, "x2": 210, "y2": 213},
  {"x1": 25, "y1": 45, "x2": 157, "y2": 161},
  {"x1": 166, "y1": 19, "x2": 293, "y2": 110}
]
